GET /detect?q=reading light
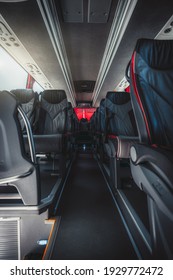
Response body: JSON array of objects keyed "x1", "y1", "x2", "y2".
[{"x1": 164, "y1": 27, "x2": 172, "y2": 33}]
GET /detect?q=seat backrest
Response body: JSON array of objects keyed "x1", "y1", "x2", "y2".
[
  {"x1": 79, "y1": 118, "x2": 89, "y2": 131},
  {"x1": 95, "y1": 107, "x2": 99, "y2": 132},
  {"x1": 11, "y1": 89, "x2": 38, "y2": 132},
  {"x1": 73, "y1": 113, "x2": 79, "y2": 132},
  {"x1": 130, "y1": 38, "x2": 173, "y2": 146},
  {"x1": 105, "y1": 91, "x2": 137, "y2": 136},
  {"x1": 89, "y1": 111, "x2": 96, "y2": 132},
  {"x1": 66, "y1": 102, "x2": 74, "y2": 133},
  {"x1": 97, "y1": 98, "x2": 106, "y2": 133},
  {"x1": 0, "y1": 91, "x2": 39, "y2": 205},
  {"x1": 38, "y1": 89, "x2": 68, "y2": 134}
]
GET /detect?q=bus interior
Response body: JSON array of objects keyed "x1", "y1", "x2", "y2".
[{"x1": 0, "y1": 0, "x2": 173, "y2": 260}]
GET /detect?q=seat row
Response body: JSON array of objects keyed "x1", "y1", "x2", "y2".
[
  {"x1": 90, "y1": 38, "x2": 173, "y2": 259},
  {"x1": 0, "y1": 89, "x2": 78, "y2": 259},
  {"x1": 11, "y1": 89, "x2": 79, "y2": 171},
  {"x1": 90, "y1": 89, "x2": 138, "y2": 189},
  {"x1": 11, "y1": 88, "x2": 76, "y2": 136},
  {"x1": 0, "y1": 89, "x2": 78, "y2": 207},
  {"x1": 129, "y1": 39, "x2": 173, "y2": 259}
]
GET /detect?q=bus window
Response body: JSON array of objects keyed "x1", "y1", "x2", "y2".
[
  {"x1": 0, "y1": 46, "x2": 28, "y2": 91},
  {"x1": 32, "y1": 80, "x2": 43, "y2": 94}
]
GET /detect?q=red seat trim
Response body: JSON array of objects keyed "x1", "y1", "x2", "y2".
[{"x1": 131, "y1": 51, "x2": 152, "y2": 143}]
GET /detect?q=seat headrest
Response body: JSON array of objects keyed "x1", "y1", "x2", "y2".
[
  {"x1": 11, "y1": 89, "x2": 35, "y2": 103},
  {"x1": 42, "y1": 90, "x2": 67, "y2": 104},
  {"x1": 106, "y1": 91, "x2": 130, "y2": 105},
  {"x1": 134, "y1": 39, "x2": 173, "y2": 70},
  {"x1": 100, "y1": 98, "x2": 105, "y2": 107},
  {"x1": 0, "y1": 90, "x2": 17, "y2": 112}
]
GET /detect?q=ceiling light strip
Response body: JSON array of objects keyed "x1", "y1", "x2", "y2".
[
  {"x1": 36, "y1": 0, "x2": 76, "y2": 106},
  {"x1": 92, "y1": 0, "x2": 138, "y2": 106}
]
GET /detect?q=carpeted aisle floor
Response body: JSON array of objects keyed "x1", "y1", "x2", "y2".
[{"x1": 51, "y1": 152, "x2": 137, "y2": 260}]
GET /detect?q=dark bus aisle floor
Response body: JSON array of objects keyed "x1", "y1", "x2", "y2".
[{"x1": 51, "y1": 151, "x2": 137, "y2": 260}]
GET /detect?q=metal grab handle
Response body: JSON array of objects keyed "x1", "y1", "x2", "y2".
[{"x1": 17, "y1": 105, "x2": 36, "y2": 164}]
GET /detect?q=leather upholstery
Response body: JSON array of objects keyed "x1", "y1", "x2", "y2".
[
  {"x1": 129, "y1": 39, "x2": 173, "y2": 258},
  {"x1": 38, "y1": 90, "x2": 68, "y2": 134},
  {"x1": 66, "y1": 102, "x2": 74, "y2": 133},
  {"x1": 105, "y1": 91, "x2": 137, "y2": 137},
  {"x1": 11, "y1": 89, "x2": 38, "y2": 132},
  {"x1": 89, "y1": 111, "x2": 96, "y2": 133},
  {"x1": 0, "y1": 91, "x2": 40, "y2": 205},
  {"x1": 130, "y1": 39, "x2": 173, "y2": 146},
  {"x1": 97, "y1": 98, "x2": 106, "y2": 133},
  {"x1": 79, "y1": 118, "x2": 89, "y2": 131}
]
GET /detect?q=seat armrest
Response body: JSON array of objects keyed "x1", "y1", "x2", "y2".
[
  {"x1": 130, "y1": 143, "x2": 173, "y2": 190},
  {"x1": 107, "y1": 135, "x2": 139, "y2": 158},
  {"x1": 24, "y1": 134, "x2": 63, "y2": 154}
]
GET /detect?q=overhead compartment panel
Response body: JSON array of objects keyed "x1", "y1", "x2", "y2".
[
  {"x1": 60, "y1": 0, "x2": 83, "y2": 23},
  {"x1": 88, "y1": 0, "x2": 112, "y2": 23}
]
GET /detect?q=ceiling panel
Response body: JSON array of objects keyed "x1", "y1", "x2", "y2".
[
  {"x1": 60, "y1": 0, "x2": 83, "y2": 23},
  {"x1": 0, "y1": 0, "x2": 71, "y2": 99},
  {"x1": 56, "y1": 0, "x2": 118, "y2": 102},
  {"x1": 1, "y1": 0, "x2": 173, "y2": 106},
  {"x1": 88, "y1": 0, "x2": 112, "y2": 23}
]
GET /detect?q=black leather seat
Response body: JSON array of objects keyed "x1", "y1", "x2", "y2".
[
  {"x1": 95, "y1": 99, "x2": 106, "y2": 158},
  {"x1": 66, "y1": 102, "x2": 75, "y2": 151},
  {"x1": 89, "y1": 112, "x2": 96, "y2": 150},
  {"x1": 79, "y1": 118, "x2": 89, "y2": 132},
  {"x1": 11, "y1": 89, "x2": 38, "y2": 132},
  {"x1": 105, "y1": 91, "x2": 137, "y2": 136},
  {"x1": 97, "y1": 99, "x2": 106, "y2": 136},
  {"x1": 66, "y1": 102, "x2": 74, "y2": 134},
  {"x1": 89, "y1": 111, "x2": 96, "y2": 133},
  {"x1": 0, "y1": 91, "x2": 63, "y2": 259},
  {"x1": 76, "y1": 118, "x2": 89, "y2": 147},
  {"x1": 0, "y1": 91, "x2": 40, "y2": 205},
  {"x1": 73, "y1": 112, "x2": 79, "y2": 146},
  {"x1": 38, "y1": 89, "x2": 67, "y2": 136},
  {"x1": 103, "y1": 91, "x2": 138, "y2": 188},
  {"x1": 73, "y1": 112, "x2": 79, "y2": 132},
  {"x1": 94, "y1": 107, "x2": 99, "y2": 136},
  {"x1": 129, "y1": 38, "x2": 173, "y2": 259},
  {"x1": 34, "y1": 89, "x2": 68, "y2": 152},
  {"x1": 33, "y1": 89, "x2": 68, "y2": 176}
]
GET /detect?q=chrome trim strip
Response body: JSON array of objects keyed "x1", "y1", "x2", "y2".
[
  {"x1": 92, "y1": 0, "x2": 138, "y2": 105},
  {"x1": 17, "y1": 106, "x2": 36, "y2": 163},
  {"x1": 36, "y1": 0, "x2": 76, "y2": 107},
  {"x1": 0, "y1": 168, "x2": 33, "y2": 185}
]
